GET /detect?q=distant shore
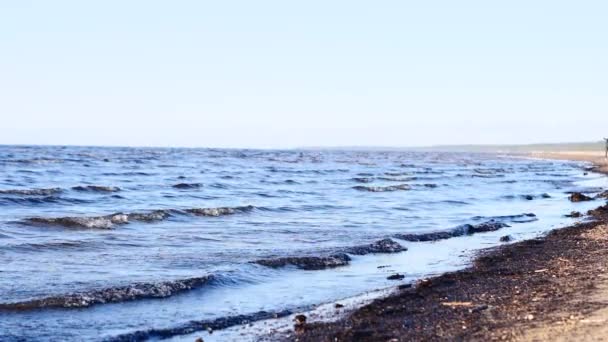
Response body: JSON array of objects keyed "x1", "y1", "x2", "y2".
[
  {"x1": 527, "y1": 151, "x2": 608, "y2": 174},
  {"x1": 271, "y1": 151, "x2": 608, "y2": 341}
]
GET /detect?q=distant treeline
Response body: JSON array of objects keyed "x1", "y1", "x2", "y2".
[
  {"x1": 303, "y1": 141, "x2": 605, "y2": 153},
  {"x1": 415, "y1": 141, "x2": 604, "y2": 153}
]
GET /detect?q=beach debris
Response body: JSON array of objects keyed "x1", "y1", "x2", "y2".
[
  {"x1": 541, "y1": 193, "x2": 551, "y2": 198},
  {"x1": 469, "y1": 304, "x2": 489, "y2": 313},
  {"x1": 500, "y1": 235, "x2": 513, "y2": 242},
  {"x1": 441, "y1": 301, "x2": 473, "y2": 308},
  {"x1": 387, "y1": 274, "x2": 405, "y2": 281},
  {"x1": 294, "y1": 314, "x2": 307, "y2": 327},
  {"x1": 588, "y1": 205, "x2": 608, "y2": 217},
  {"x1": 293, "y1": 315, "x2": 306, "y2": 334},
  {"x1": 335, "y1": 303, "x2": 344, "y2": 309},
  {"x1": 569, "y1": 192, "x2": 593, "y2": 202},
  {"x1": 525, "y1": 314, "x2": 535, "y2": 320},
  {"x1": 195, "y1": 338, "x2": 204, "y2": 342},
  {"x1": 416, "y1": 278, "x2": 433, "y2": 289}
]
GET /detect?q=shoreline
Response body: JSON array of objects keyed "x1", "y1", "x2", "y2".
[{"x1": 266, "y1": 152, "x2": 608, "y2": 341}]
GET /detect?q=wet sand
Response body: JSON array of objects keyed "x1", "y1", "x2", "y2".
[{"x1": 271, "y1": 152, "x2": 608, "y2": 341}]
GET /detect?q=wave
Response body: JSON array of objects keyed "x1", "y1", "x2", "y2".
[
  {"x1": 0, "y1": 188, "x2": 62, "y2": 196},
  {"x1": 501, "y1": 194, "x2": 550, "y2": 201},
  {"x1": 395, "y1": 213, "x2": 537, "y2": 242},
  {"x1": 414, "y1": 170, "x2": 444, "y2": 175},
  {"x1": 172, "y1": 183, "x2": 202, "y2": 189},
  {"x1": 384, "y1": 171, "x2": 411, "y2": 177},
  {"x1": 395, "y1": 221, "x2": 510, "y2": 242},
  {"x1": 72, "y1": 185, "x2": 121, "y2": 193},
  {"x1": 353, "y1": 184, "x2": 411, "y2": 192},
  {"x1": 27, "y1": 213, "x2": 130, "y2": 229},
  {"x1": 0, "y1": 195, "x2": 91, "y2": 206},
  {"x1": 254, "y1": 239, "x2": 406, "y2": 270},
  {"x1": 255, "y1": 253, "x2": 351, "y2": 270},
  {"x1": 3, "y1": 240, "x2": 93, "y2": 252},
  {"x1": 352, "y1": 177, "x2": 375, "y2": 183},
  {"x1": 345, "y1": 238, "x2": 406, "y2": 255},
  {"x1": 185, "y1": 205, "x2": 254, "y2": 217},
  {"x1": 127, "y1": 210, "x2": 172, "y2": 222},
  {"x1": 260, "y1": 179, "x2": 300, "y2": 185},
  {"x1": 0, "y1": 158, "x2": 63, "y2": 165},
  {"x1": 471, "y1": 213, "x2": 538, "y2": 223},
  {"x1": 474, "y1": 168, "x2": 506, "y2": 175},
  {"x1": 107, "y1": 309, "x2": 294, "y2": 341},
  {"x1": 24, "y1": 206, "x2": 255, "y2": 228},
  {"x1": 412, "y1": 183, "x2": 438, "y2": 189},
  {"x1": 377, "y1": 176, "x2": 417, "y2": 182},
  {"x1": 0, "y1": 275, "x2": 214, "y2": 311},
  {"x1": 101, "y1": 172, "x2": 154, "y2": 176}
]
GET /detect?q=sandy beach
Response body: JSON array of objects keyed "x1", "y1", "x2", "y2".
[{"x1": 274, "y1": 151, "x2": 608, "y2": 341}]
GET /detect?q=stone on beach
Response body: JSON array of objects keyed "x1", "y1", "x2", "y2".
[
  {"x1": 566, "y1": 211, "x2": 583, "y2": 218},
  {"x1": 569, "y1": 192, "x2": 594, "y2": 202},
  {"x1": 500, "y1": 235, "x2": 513, "y2": 242}
]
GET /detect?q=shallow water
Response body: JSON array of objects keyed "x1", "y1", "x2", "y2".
[{"x1": 0, "y1": 146, "x2": 605, "y2": 341}]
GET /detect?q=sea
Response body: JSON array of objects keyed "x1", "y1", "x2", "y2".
[{"x1": 0, "y1": 145, "x2": 605, "y2": 341}]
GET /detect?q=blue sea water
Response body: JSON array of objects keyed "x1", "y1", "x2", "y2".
[{"x1": 0, "y1": 145, "x2": 605, "y2": 341}]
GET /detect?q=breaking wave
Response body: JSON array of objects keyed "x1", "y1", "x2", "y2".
[
  {"x1": 107, "y1": 309, "x2": 294, "y2": 341},
  {"x1": 254, "y1": 239, "x2": 406, "y2": 270},
  {"x1": 27, "y1": 213, "x2": 130, "y2": 229},
  {"x1": 353, "y1": 184, "x2": 411, "y2": 192},
  {"x1": 24, "y1": 206, "x2": 256, "y2": 229},
  {"x1": 185, "y1": 205, "x2": 255, "y2": 217},
  {"x1": 2, "y1": 240, "x2": 94, "y2": 252},
  {"x1": 255, "y1": 253, "x2": 351, "y2": 270},
  {"x1": 0, "y1": 275, "x2": 214, "y2": 311},
  {"x1": 72, "y1": 185, "x2": 121, "y2": 193},
  {"x1": 394, "y1": 213, "x2": 537, "y2": 242},
  {"x1": 0, "y1": 188, "x2": 62, "y2": 196}
]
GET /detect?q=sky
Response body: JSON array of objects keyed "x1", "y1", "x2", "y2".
[{"x1": 0, "y1": 1, "x2": 606, "y2": 148}]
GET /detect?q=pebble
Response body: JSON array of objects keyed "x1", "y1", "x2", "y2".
[{"x1": 294, "y1": 314, "x2": 307, "y2": 327}]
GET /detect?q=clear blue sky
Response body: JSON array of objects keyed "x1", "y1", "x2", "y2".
[{"x1": 1, "y1": 1, "x2": 606, "y2": 148}]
